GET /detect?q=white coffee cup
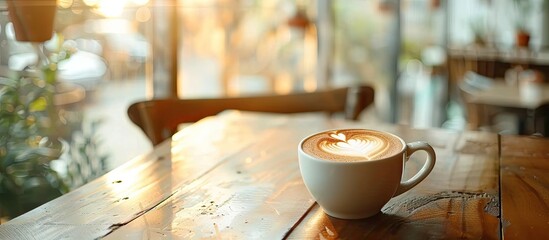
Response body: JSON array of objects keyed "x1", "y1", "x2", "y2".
[{"x1": 298, "y1": 129, "x2": 436, "y2": 219}]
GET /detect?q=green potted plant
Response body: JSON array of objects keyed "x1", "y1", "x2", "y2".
[
  {"x1": 0, "y1": 69, "x2": 69, "y2": 219},
  {"x1": 1, "y1": 0, "x2": 112, "y2": 222},
  {"x1": 0, "y1": 66, "x2": 109, "y2": 219},
  {"x1": 0, "y1": 0, "x2": 61, "y2": 221}
]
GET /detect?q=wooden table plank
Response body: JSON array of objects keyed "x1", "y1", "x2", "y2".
[
  {"x1": 500, "y1": 135, "x2": 549, "y2": 239},
  {"x1": 104, "y1": 112, "x2": 337, "y2": 239},
  {"x1": 288, "y1": 124, "x2": 501, "y2": 239},
  {"x1": 0, "y1": 111, "x2": 313, "y2": 239}
]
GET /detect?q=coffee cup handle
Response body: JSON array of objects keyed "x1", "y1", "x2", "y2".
[{"x1": 393, "y1": 141, "x2": 436, "y2": 197}]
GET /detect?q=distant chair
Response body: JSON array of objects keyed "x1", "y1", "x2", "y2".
[{"x1": 128, "y1": 86, "x2": 375, "y2": 145}]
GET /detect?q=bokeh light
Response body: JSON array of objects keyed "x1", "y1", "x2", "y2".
[
  {"x1": 97, "y1": 0, "x2": 125, "y2": 17},
  {"x1": 58, "y1": 0, "x2": 73, "y2": 9},
  {"x1": 135, "y1": 7, "x2": 151, "y2": 23}
]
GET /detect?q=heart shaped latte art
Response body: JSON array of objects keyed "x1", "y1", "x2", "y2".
[
  {"x1": 330, "y1": 133, "x2": 346, "y2": 141},
  {"x1": 319, "y1": 133, "x2": 390, "y2": 160}
]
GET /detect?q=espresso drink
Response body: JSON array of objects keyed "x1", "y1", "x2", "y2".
[{"x1": 302, "y1": 129, "x2": 404, "y2": 162}]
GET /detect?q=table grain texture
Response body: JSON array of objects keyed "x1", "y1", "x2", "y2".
[
  {"x1": 500, "y1": 135, "x2": 549, "y2": 239},
  {"x1": 0, "y1": 111, "x2": 547, "y2": 239}
]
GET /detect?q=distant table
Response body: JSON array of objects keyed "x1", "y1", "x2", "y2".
[
  {"x1": 0, "y1": 111, "x2": 547, "y2": 239},
  {"x1": 467, "y1": 81, "x2": 549, "y2": 134},
  {"x1": 468, "y1": 81, "x2": 549, "y2": 110}
]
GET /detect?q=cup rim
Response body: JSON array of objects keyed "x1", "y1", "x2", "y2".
[{"x1": 298, "y1": 128, "x2": 406, "y2": 164}]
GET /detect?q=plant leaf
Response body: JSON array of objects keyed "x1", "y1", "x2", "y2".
[{"x1": 29, "y1": 97, "x2": 47, "y2": 112}]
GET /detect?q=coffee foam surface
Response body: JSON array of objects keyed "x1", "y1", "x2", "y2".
[{"x1": 302, "y1": 129, "x2": 404, "y2": 162}]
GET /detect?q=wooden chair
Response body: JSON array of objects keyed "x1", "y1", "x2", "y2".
[{"x1": 128, "y1": 86, "x2": 375, "y2": 145}]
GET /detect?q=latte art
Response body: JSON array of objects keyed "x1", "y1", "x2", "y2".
[
  {"x1": 320, "y1": 133, "x2": 390, "y2": 160},
  {"x1": 302, "y1": 129, "x2": 404, "y2": 162}
]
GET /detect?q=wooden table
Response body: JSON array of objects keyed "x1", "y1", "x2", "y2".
[
  {"x1": 467, "y1": 81, "x2": 549, "y2": 110},
  {"x1": 0, "y1": 111, "x2": 547, "y2": 239},
  {"x1": 466, "y1": 81, "x2": 549, "y2": 134}
]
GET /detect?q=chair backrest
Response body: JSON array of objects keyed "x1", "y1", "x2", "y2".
[{"x1": 128, "y1": 85, "x2": 375, "y2": 145}]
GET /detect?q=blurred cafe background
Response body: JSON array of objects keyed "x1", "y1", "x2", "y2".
[{"x1": 1, "y1": 0, "x2": 548, "y2": 220}]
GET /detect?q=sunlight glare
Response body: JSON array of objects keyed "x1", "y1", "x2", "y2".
[
  {"x1": 83, "y1": 0, "x2": 99, "y2": 6},
  {"x1": 97, "y1": 0, "x2": 126, "y2": 17},
  {"x1": 132, "y1": 0, "x2": 150, "y2": 6},
  {"x1": 58, "y1": 0, "x2": 73, "y2": 9}
]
